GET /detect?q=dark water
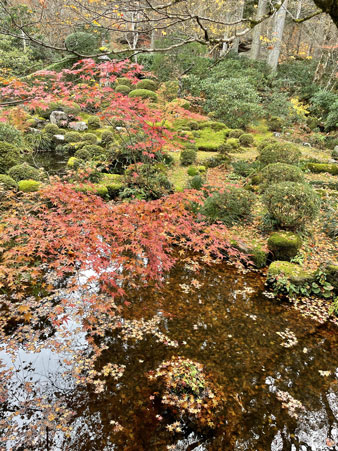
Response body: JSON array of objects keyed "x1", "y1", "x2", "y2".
[{"x1": 1, "y1": 263, "x2": 337, "y2": 450}]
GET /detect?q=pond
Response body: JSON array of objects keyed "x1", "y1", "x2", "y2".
[{"x1": 0, "y1": 263, "x2": 337, "y2": 450}]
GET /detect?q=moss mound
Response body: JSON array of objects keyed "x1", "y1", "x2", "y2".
[
  {"x1": 18, "y1": 179, "x2": 41, "y2": 193},
  {"x1": 129, "y1": 89, "x2": 158, "y2": 102},
  {"x1": 8, "y1": 163, "x2": 42, "y2": 182},
  {"x1": 0, "y1": 142, "x2": 21, "y2": 173},
  {"x1": 0, "y1": 174, "x2": 17, "y2": 190},
  {"x1": 306, "y1": 163, "x2": 338, "y2": 176},
  {"x1": 267, "y1": 261, "x2": 314, "y2": 285}
]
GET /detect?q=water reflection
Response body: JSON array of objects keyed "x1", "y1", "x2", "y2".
[{"x1": 0, "y1": 263, "x2": 337, "y2": 450}]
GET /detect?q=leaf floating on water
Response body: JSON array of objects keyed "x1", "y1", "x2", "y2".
[{"x1": 319, "y1": 370, "x2": 331, "y2": 377}]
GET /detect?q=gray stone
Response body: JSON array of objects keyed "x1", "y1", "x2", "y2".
[
  {"x1": 50, "y1": 110, "x2": 68, "y2": 127},
  {"x1": 302, "y1": 142, "x2": 312, "y2": 147},
  {"x1": 53, "y1": 134, "x2": 65, "y2": 143},
  {"x1": 332, "y1": 146, "x2": 338, "y2": 160},
  {"x1": 68, "y1": 121, "x2": 88, "y2": 132},
  {"x1": 274, "y1": 132, "x2": 282, "y2": 137}
]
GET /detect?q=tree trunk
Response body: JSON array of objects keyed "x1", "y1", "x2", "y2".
[
  {"x1": 267, "y1": 0, "x2": 288, "y2": 71},
  {"x1": 231, "y1": 0, "x2": 246, "y2": 54},
  {"x1": 250, "y1": 0, "x2": 268, "y2": 60}
]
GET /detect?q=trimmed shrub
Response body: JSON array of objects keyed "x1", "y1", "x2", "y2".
[
  {"x1": 115, "y1": 84, "x2": 131, "y2": 95},
  {"x1": 8, "y1": 163, "x2": 42, "y2": 181},
  {"x1": 258, "y1": 142, "x2": 301, "y2": 167},
  {"x1": 332, "y1": 147, "x2": 338, "y2": 159},
  {"x1": 239, "y1": 133, "x2": 254, "y2": 147},
  {"x1": 180, "y1": 148, "x2": 197, "y2": 166},
  {"x1": 260, "y1": 163, "x2": 304, "y2": 189},
  {"x1": 75, "y1": 184, "x2": 108, "y2": 198},
  {"x1": 67, "y1": 157, "x2": 82, "y2": 169},
  {"x1": 129, "y1": 89, "x2": 158, "y2": 102},
  {"x1": 204, "y1": 154, "x2": 229, "y2": 168},
  {"x1": 268, "y1": 231, "x2": 302, "y2": 261},
  {"x1": 82, "y1": 133, "x2": 98, "y2": 144},
  {"x1": 0, "y1": 123, "x2": 23, "y2": 146},
  {"x1": 306, "y1": 163, "x2": 338, "y2": 176},
  {"x1": 228, "y1": 129, "x2": 244, "y2": 138},
  {"x1": 82, "y1": 144, "x2": 105, "y2": 158},
  {"x1": 18, "y1": 179, "x2": 40, "y2": 192},
  {"x1": 136, "y1": 79, "x2": 158, "y2": 91},
  {"x1": 267, "y1": 116, "x2": 283, "y2": 132},
  {"x1": 101, "y1": 130, "x2": 115, "y2": 146},
  {"x1": 189, "y1": 175, "x2": 204, "y2": 190},
  {"x1": 218, "y1": 142, "x2": 233, "y2": 154},
  {"x1": 0, "y1": 174, "x2": 17, "y2": 190},
  {"x1": 200, "y1": 187, "x2": 255, "y2": 226},
  {"x1": 43, "y1": 124, "x2": 60, "y2": 134},
  {"x1": 263, "y1": 182, "x2": 320, "y2": 229},
  {"x1": 74, "y1": 148, "x2": 91, "y2": 161},
  {"x1": 65, "y1": 131, "x2": 82, "y2": 143},
  {"x1": 0, "y1": 142, "x2": 21, "y2": 173},
  {"x1": 65, "y1": 32, "x2": 98, "y2": 55},
  {"x1": 187, "y1": 166, "x2": 199, "y2": 176},
  {"x1": 116, "y1": 77, "x2": 132, "y2": 87},
  {"x1": 257, "y1": 138, "x2": 279, "y2": 152},
  {"x1": 226, "y1": 138, "x2": 240, "y2": 150},
  {"x1": 87, "y1": 116, "x2": 101, "y2": 129}
]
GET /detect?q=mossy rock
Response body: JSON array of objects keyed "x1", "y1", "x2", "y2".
[
  {"x1": 306, "y1": 163, "x2": 338, "y2": 176},
  {"x1": 18, "y1": 179, "x2": 41, "y2": 193},
  {"x1": 324, "y1": 264, "x2": 338, "y2": 292},
  {"x1": 267, "y1": 261, "x2": 314, "y2": 286},
  {"x1": 249, "y1": 245, "x2": 268, "y2": 269},
  {"x1": 43, "y1": 124, "x2": 60, "y2": 134},
  {"x1": 268, "y1": 232, "x2": 302, "y2": 261},
  {"x1": 0, "y1": 142, "x2": 21, "y2": 173}
]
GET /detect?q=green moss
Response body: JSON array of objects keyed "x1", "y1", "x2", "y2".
[
  {"x1": 227, "y1": 138, "x2": 240, "y2": 150},
  {"x1": 116, "y1": 77, "x2": 132, "y2": 87},
  {"x1": 187, "y1": 166, "x2": 199, "y2": 176},
  {"x1": 43, "y1": 124, "x2": 60, "y2": 134},
  {"x1": 198, "y1": 121, "x2": 227, "y2": 131},
  {"x1": 306, "y1": 163, "x2": 338, "y2": 175},
  {"x1": 195, "y1": 128, "x2": 226, "y2": 152},
  {"x1": 129, "y1": 89, "x2": 158, "y2": 102},
  {"x1": 249, "y1": 245, "x2": 268, "y2": 269},
  {"x1": 268, "y1": 232, "x2": 302, "y2": 261},
  {"x1": 239, "y1": 134, "x2": 254, "y2": 147},
  {"x1": 75, "y1": 184, "x2": 108, "y2": 198},
  {"x1": 267, "y1": 261, "x2": 314, "y2": 285},
  {"x1": 82, "y1": 133, "x2": 98, "y2": 144},
  {"x1": 18, "y1": 179, "x2": 40, "y2": 193},
  {"x1": 228, "y1": 129, "x2": 244, "y2": 138}
]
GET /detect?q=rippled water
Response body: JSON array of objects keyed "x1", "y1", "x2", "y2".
[{"x1": 1, "y1": 263, "x2": 337, "y2": 450}]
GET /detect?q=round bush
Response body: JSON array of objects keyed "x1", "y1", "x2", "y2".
[
  {"x1": 115, "y1": 84, "x2": 131, "y2": 95},
  {"x1": 0, "y1": 142, "x2": 21, "y2": 173},
  {"x1": 116, "y1": 77, "x2": 132, "y2": 87},
  {"x1": 201, "y1": 187, "x2": 255, "y2": 226},
  {"x1": 8, "y1": 163, "x2": 42, "y2": 181},
  {"x1": 0, "y1": 123, "x2": 23, "y2": 146},
  {"x1": 37, "y1": 101, "x2": 81, "y2": 119},
  {"x1": 226, "y1": 138, "x2": 240, "y2": 150},
  {"x1": 129, "y1": 89, "x2": 158, "y2": 102},
  {"x1": 87, "y1": 116, "x2": 101, "y2": 129},
  {"x1": 65, "y1": 32, "x2": 98, "y2": 55},
  {"x1": 257, "y1": 138, "x2": 279, "y2": 152},
  {"x1": 267, "y1": 116, "x2": 283, "y2": 132},
  {"x1": 74, "y1": 149, "x2": 91, "y2": 161},
  {"x1": 239, "y1": 133, "x2": 254, "y2": 147},
  {"x1": 263, "y1": 182, "x2": 320, "y2": 229},
  {"x1": 65, "y1": 131, "x2": 82, "y2": 143},
  {"x1": 187, "y1": 166, "x2": 199, "y2": 176},
  {"x1": 82, "y1": 144, "x2": 105, "y2": 157},
  {"x1": 228, "y1": 129, "x2": 244, "y2": 139},
  {"x1": 218, "y1": 142, "x2": 233, "y2": 154},
  {"x1": 101, "y1": 131, "x2": 115, "y2": 146},
  {"x1": 44, "y1": 124, "x2": 60, "y2": 134},
  {"x1": 82, "y1": 133, "x2": 98, "y2": 144},
  {"x1": 136, "y1": 79, "x2": 157, "y2": 91},
  {"x1": 180, "y1": 148, "x2": 197, "y2": 166},
  {"x1": 189, "y1": 175, "x2": 204, "y2": 190},
  {"x1": 260, "y1": 163, "x2": 304, "y2": 189},
  {"x1": 258, "y1": 142, "x2": 301, "y2": 167},
  {"x1": 0, "y1": 174, "x2": 17, "y2": 190}
]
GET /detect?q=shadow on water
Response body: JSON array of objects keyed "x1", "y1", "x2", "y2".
[{"x1": 0, "y1": 263, "x2": 337, "y2": 450}]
